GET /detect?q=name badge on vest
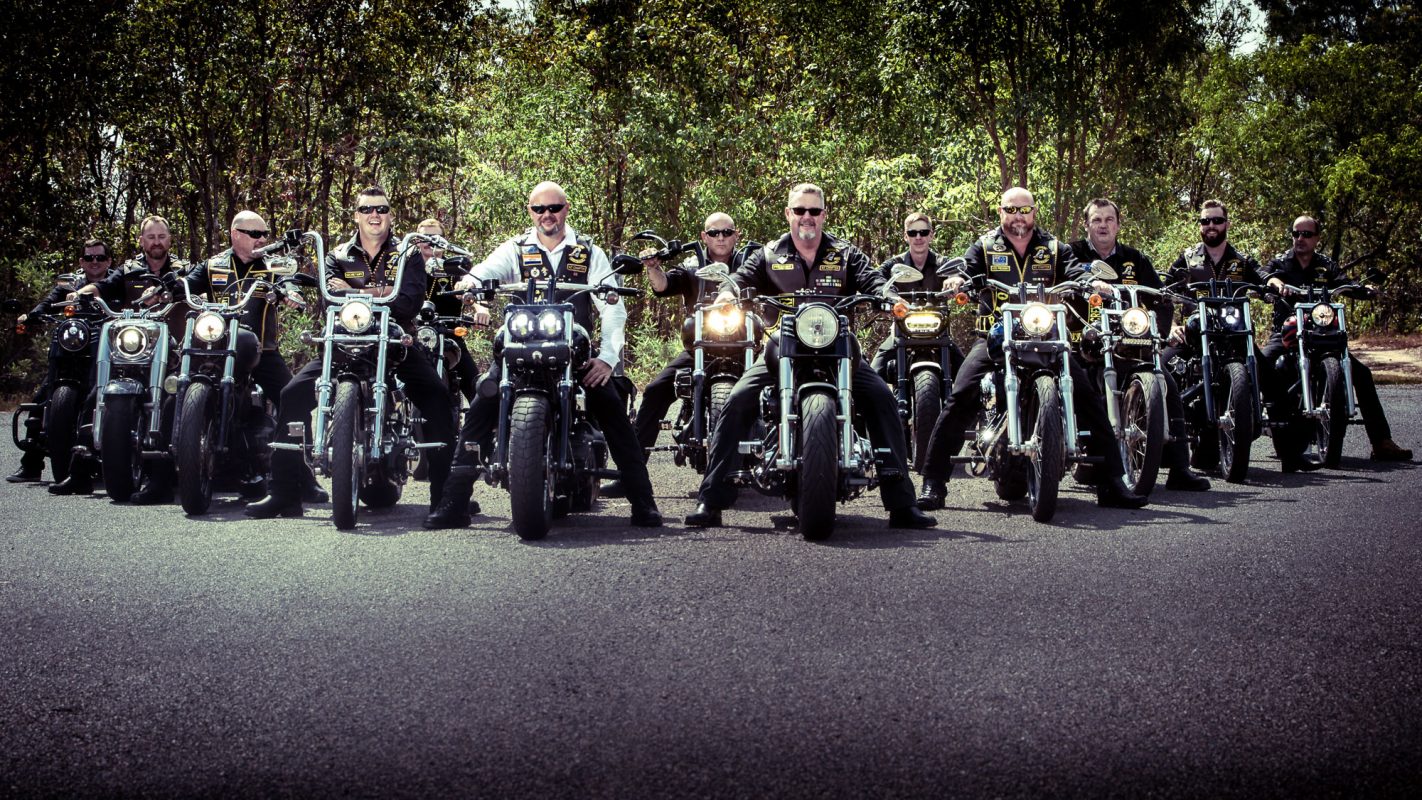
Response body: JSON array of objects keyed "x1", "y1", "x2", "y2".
[
  {"x1": 771, "y1": 255, "x2": 795, "y2": 271},
  {"x1": 565, "y1": 247, "x2": 589, "y2": 274},
  {"x1": 344, "y1": 270, "x2": 363, "y2": 280},
  {"x1": 820, "y1": 251, "x2": 843, "y2": 272},
  {"x1": 990, "y1": 254, "x2": 1010, "y2": 272}
]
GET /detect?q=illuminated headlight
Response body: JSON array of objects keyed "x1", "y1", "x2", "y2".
[
  {"x1": 194, "y1": 311, "x2": 226, "y2": 343},
  {"x1": 339, "y1": 301, "x2": 373, "y2": 333},
  {"x1": 537, "y1": 310, "x2": 564, "y2": 338},
  {"x1": 1020, "y1": 303, "x2": 1054, "y2": 337},
  {"x1": 903, "y1": 310, "x2": 944, "y2": 337},
  {"x1": 1222, "y1": 306, "x2": 1241, "y2": 325},
  {"x1": 416, "y1": 326, "x2": 438, "y2": 350},
  {"x1": 115, "y1": 324, "x2": 149, "y2": 358},
  {"x1": 1121, "y1": 307, "x2": 1151, "y2": 337},
  {"x1": 507, "y1": 310, "x2": 535, "y2": 340},
  {"x1": 1310, "y1": 303, "x2": 1337, "y2": 327},
  {"x1": 706, "y1": 305, "x2": 744, "y2": 337},
  {"x1": 795, "y1": 304, "x2": 839, "y2": 349},
  {"x1": 57, "y1": 320, "x2": 89, "y2": 352}
]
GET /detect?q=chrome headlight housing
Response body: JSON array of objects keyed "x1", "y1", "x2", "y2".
[
  {"x1": 57, "y1": 320, "x2": 89, "y2": 352},
  {"x1": 1310, "y1": 303, "x2": 1337, "y2": 328},
  {"x1": 1020, "y1": 303, "x2": 1054, "y2": 337},
  {"x1": 112, "y1": 322, "x2": 155, "y2": 361},
  {"x1": 537, "y1": 310, "x2": 565, "y2": 338},
  {"x1": 338, "y1": 300, "x2": 374, "y2": 333},
  {"x1": 705, "y1": 305, "x2": 745, "y2": 338},
  {"x1": 507, "y1": 310, "x2": 535, "y2": 340},
  {"x1": 795, "y1": 304, "x2": 840, "y2": 349},
  {"x1": 902, "y1": 310, "x2": 945, "y2": 338},
  {"x1": 1121, "y1": 307, "x2": 1152, "y2": 337},
  {"x1": 193, "y1": 311, "x2": 226, "y2": 344},
  {"x1": 416, "y1": 325, "x2": 439, "y2": 350}
]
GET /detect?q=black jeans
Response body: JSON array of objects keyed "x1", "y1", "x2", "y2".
[
  {"x1": 696, "y1": 337, "x2": 918, "y2": 511},
  {"x1": 920, "y1": 340, "x2": 1126, "y2": 483},
  {"x1": 634, "y1": 350, "x2": 695, "y2": 454}
]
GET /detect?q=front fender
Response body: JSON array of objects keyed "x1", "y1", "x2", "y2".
[{"x1": 103, "y1": 378, "x2": 147, "y2": 396}]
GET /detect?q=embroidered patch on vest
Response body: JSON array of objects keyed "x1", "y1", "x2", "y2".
[{"x1": 771, "y1": 255, "x2": 795, "y2": 270}]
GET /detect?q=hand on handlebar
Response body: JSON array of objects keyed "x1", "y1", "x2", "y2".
[
  {"x1": 580, "y1": 357, "x2": 613, "y2": 388},
  {"x1": 1267, "y1": 278, "x2": 1289, "y2": 297},
  {"x1": 327, "y1": 277, "x2": 352, "y2": 293},
  {"x1": 1168, "y1": 324, "x2": 1187, "y2": 345},
  {"x1": 454, "y1": 274, "x2": 479, "y2": 292},
  {"x1": 1090, "y1": 280, "x2": 1117, "y2": 298},
  {"x1": 943, "y1": 275, "x2": 966, "y2": 294},
  {"x1": 468, "y1": 301, "x2": 490, "y2": 327}
]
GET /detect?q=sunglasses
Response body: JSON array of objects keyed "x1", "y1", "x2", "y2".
[
  {"x1": 789, "y1": 207, "x2": 824, "y2": 217},
  {"x1": 1291, "y1": 229, "x2": 1318, "y2": 239},
  {"x1": 357, "y1": 204, "x2": 391, "y2": 215},
  {"x1": 235, "y1": 228, "x2": 270, "y2": 239},
  {"x1": 703, "y1": 228, "x2": 737, "y2": 238},
  {"x1": 1001, "y1": 205, "x2": 1035, "y2": 215},
  {"x1": 1199, "y1": 215, "x2": 1227, "y2": 226},
  {"x1": 529, "y1": 203, "x2": 567, "y2": 215},
  {"x1": 79, "y1": 254, "x2": 111, "y2": 263},
  {"x1": 905, "y1": 229, "x2": 932, "y2": 238}
]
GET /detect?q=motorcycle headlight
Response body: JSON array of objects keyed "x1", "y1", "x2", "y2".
[
  {"x1": 537, "y1": 310, "x2": 565, "y2": 338},
  {"x1": 416, "y1": 325, "x2": 438, "y2": 350},
  {"x1": 57, "y1": 320, "x2": 89, "y2": 352},
  {"x1": 114, "y1": 324, "x2": 149, "y2": 358},
  {"x1": 507, "y1": 310, "x2": 535, "y2": 340},
  {"x1": 1310, "y1": 303, "x2": 1337, "y2": 328},
  {"x1": 1020, "y1": 303, "x2": 1054, "y2": 337},
  {"x1": 1220, "y1": 305, "x2": 1243, "y2": 329},
  {"x1": 1121, "y1": 307, "x2": 1151, "y2": 337},
  {"x1": 706, "y1": 305, "x2": 744, "y2": 337},
  {"x1": 339, "y1": 300, "x2": 374, "y2": 333},
  {"x1": 794, "y1": 304, "x2": 839, "y2": 349},
  {"x1": 902, "y1": 310, "x2": 944, "y2": 337},
  {"x1": 193, "y1": 311, "x2": 226, "y2": 343}
]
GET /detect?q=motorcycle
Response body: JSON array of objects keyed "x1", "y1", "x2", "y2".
[
  {"x1": 952, "y1": 263, "x2": 1116, "y2": 522},
  {"x1": 1267, "y1": 275, "x2": 1375, "y2": 469},
  {"x1": 89, "y1": 274, "x2": 180, "y2": 501},
  {"x1": 883, "y1": 259, "x2": 967, "y2": 472},
  {"x1": 469, "y1": 256, "x2": 644, "y2": 540},
  {"x1": 9, "y1": 288, "x2": 105, "y2": 483},
  {"x1": 272, "y1": 231, "x2": 441, "y2": 530},
  {"x1": 731, "y1": 290, "x2": 895, "y2": 541},
  {"x1": 170, "y1": 269, "x2": 309, "y2": 514},
  {"x1": 1166, "y1": 279, "x2": 1266, "y2": 484},
  {"x1": 1078, "y1": 283, "x2": 1171, "y2": 494}
]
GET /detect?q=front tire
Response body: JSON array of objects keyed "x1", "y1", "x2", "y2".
[
  {"x1": 176, "y1": 382, "x2": 217, "y2": 515},
  {"x1": 44, "y1": 385, "x2": 81, "y2": 483},
  {"x1": 100, "y1": 395, "x2": 143, "y2": 501},
  {"x1": 1219, "y1": 361, "x2": 1255, "y2": 484},
  {"x1": 1319, "y1": 356, "x2": 1348, "y2": 468},
  {"x1": 911, "y1": 369, "x2": 942, "y2": 473},
  {"x1": 330, "y1": 380, "x2": 364, "y2": 530},
  {"x1": 796, "y1": 391, "x2": 839, "y2": 541},
  {"x1": 1122, "y1": 372, "x2": 1165, "y2": 495},
  {"x1": 508, "y1": 393, "x2": 554, "y2": 540},
  {"x1": 1026, "y1": 375, "x2": 1064, "y2": 523}
]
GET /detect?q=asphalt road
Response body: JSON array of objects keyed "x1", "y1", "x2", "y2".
[{"x1": 3, "y1": 389, "x2": 1421, "y2": 798}]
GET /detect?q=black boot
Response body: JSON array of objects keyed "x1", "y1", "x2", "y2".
[
  {"x1": 6, "y1": 459, "x2": 44, "y2": 483},
  {"x1": 916, "y1": 478, "x2": 947, "y2": 511},
  {"x1": 1163, "y1": 441, "x2": 1210, "y2": 491},
  {"x1": 423, "y1": 468, "x2": 477, "y2": 529},
  {"x1": 1098, "y1": 476, "x2": 1149, "y2": 509},
  {"x1": 131, "y1": 466, "x2": 175, "y2": 505},
  {"x1": 684, "y1": 503, "x2": 722, "y2": 527},
  {"x1": 600, "y1": 479, "x2": 626, "y2": 498},
  {"x1": 630, "y1": 496, "x2": 663, "y2": 528},
  {"x1": 49, "y1": 465, "x2": 94, "y2": 495},
  {"x1": 888, "y1": 505, "x2": 937, "y2": 529},
  {"x1": 299, "y1": 466, "x2": 329, "y2": 504},
  {"x1": 245, "y1": 491, "x2": 303, "y2": 519}
]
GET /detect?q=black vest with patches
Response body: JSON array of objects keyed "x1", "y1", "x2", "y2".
[
  {"x1": 974, "y1": 230, "x2": 1061, "y2": 330},
  {"x1": 517, "y1": 233, "x2": 597, "y2": 331},
  {"x1": 330, "y1": 235, "x2": 400, "y2": 291},
  {"x1": 203, "y1": 250, "x2": 282, "y2": 350},
  {"x1": 761, "y1": 236, "x2": 852, "y2": 295}
]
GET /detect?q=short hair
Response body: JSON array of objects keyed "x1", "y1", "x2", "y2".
[
  {"x1": 1201, "y1": 198, "x2": 1227, "y2": 218},
  {"x1": 357, "y1": 185, "x2": 388, "y2": 200},
  {"x1": 417, "y1": 218, "x2": 443, "y2": 233},
  {"x1": 80, "y1": 238, "x2": 112, "y2": 260},
  {"x1": 904, "y1": 212, "x2": 933, "y2": 230},
  {"x1": 787, "y1": 183, "x2": 825, "y2": 206},
  {"x1": 139, "y1": 215, "x2": 170, "y2": 234},
  {"x1": 1083, "y1": 198, "x2": 1120, "y2": 222}
]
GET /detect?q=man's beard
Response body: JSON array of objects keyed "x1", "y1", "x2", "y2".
[
  {"x1": 144, "y1": 246, "x2": 169, "y2": 262},
  {"x1": 1005, "y1": 219, "x2": 1032, "y2": 238},
  {"x1": 1202, "y1": 228, "x2": 1226, "y2": 248},
  {"x1": 795, "y1": 226, "x2": 817, "y2": 241}
]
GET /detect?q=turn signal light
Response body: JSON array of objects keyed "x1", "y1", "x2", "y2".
[
  {"x1": 892, "y1": 301, "x2": 908, "y2": 319},
  {"x1": 1088, "y1": 293, "x2": 1104, "y2": 307}
]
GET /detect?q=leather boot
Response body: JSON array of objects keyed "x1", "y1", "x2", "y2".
[
  {"x1": 1163, "y1": 441, "x2": 1210, "y2": 491},
  {"x1": 299, "y1": 466, "x2": 329, "y2": 504},
  {"x1": 1098, "y1": 476, "x2": 1149, "y2": 509},
  {"x1": 916, "y1": 478, "x2": 947, "y2": 511},
  {"x1": 423, "y1": 468, "x2": 477, "y2": 529},
  {"x1": 684, "y1": 503, "x2": 722, "y2": 527},
  {"x1": 131, "y1": 466, "x2": 175, "y2": 505},
  {"x1": 1372, "y1": 439, "x2": 1413, "y2": 461},
  {"x1": 245, "y1": 490, "x2": 303, "y2": 518}
]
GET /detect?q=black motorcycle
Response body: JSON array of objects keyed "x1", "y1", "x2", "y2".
[
  {"x1": 470, "y1": 257, "x2": 643, "y2": 540},
  {"x1": 1167, "y1": 279, "x2": 1265, "y2": 484},
  {"x1": 882, "y1": 258, "x2": 967, "y2": 471},
  {"x1": 171, "y1": 272, "x2": 310, "y2": 514},
  {"x1": 9, "y1": 288, "x2": 105, "y2": 483}
]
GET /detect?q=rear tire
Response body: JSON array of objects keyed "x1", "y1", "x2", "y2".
[
  {"x1": 330, "y1": 380, "x2": 364, "y2": 530},
  {"x1": 911, "y1": 369, "x2": 942, "y2": 473},
  {"x1": 1219, "y1": 361, "x2": 1255, "y2": 484},
  {"x1": 1122, "y1": 372, "x2": 1165, "y2": 495},
  {"x1": 1026, "y1": 375, "x2": 1063, "y2": 523},
  {"x1": 796, "y1": 392, "x2": 839, "y2": 541},
  {"x1": 176, "y1": 382, "x2": 216, "y2": 515},
  {"x1": 100, "y1": 395, "x2": 143, "y2": 502},
  {"x1": 44, "y1": 385, "x2": 81, "y2": 483},
  {"x1": 509, "y1": 394, "x2": 553, "y2": 540}
]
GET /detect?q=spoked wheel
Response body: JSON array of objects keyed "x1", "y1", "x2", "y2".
[
  {"x1": 1025, "y1": 375, "x2": 1064, "y2": 523},
  {"x1": 1121, "y1": 372, "x2": 1166, "y2": 495},
  {"x1": 330, "y1": 380, "x2": 365, "y2": 530},
  {"x1": 508, "y1": 393, "x2": 554, "y2": 540},
  {"x1": 176, "y1": 383, "x2": 217, "y2": 515},
  {"x1": 100, "y1": 395, "x2": 144, "y2": 502},
  {"x1": 1219, "y1": 361, "x2": 1255, "y2": 484},
  {"x1": 44, "y1": 385, "x2": 81, "y2": 483},
  {"x1": 796, "y1": 391, "x2": 839, "y2": 541}
]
